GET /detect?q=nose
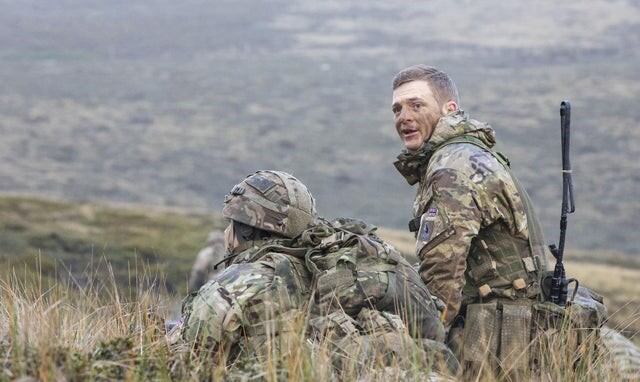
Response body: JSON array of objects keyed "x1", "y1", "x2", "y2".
[{"x1": 397, "y1": 106, "x2": 413, "y2": 124}]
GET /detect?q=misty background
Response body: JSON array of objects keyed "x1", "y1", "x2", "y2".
[{"x1": 0, "y1": 0, "x2": 638, "y2": 254}]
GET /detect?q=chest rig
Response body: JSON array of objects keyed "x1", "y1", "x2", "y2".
[{"x1": 425, "y1": 135, "x2": 549, "y2": 306}]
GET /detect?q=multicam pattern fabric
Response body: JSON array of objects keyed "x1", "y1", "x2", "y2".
[
  {"x1": 301, "y1": 219, "x2": 446, "y2": 341},
  {"x1": 222, "y1": 171, "x2": 317, "y2": 238},
  {"x1": 436, "y1": 274, "x2": 608, "y2": 379},
  {"x1": 309, "y1": 308, "x2": 459, "y2": 376},
  {"x1": 179, "y1": 218, "x2": 447, "y2": 360},
  {"x1": 601, "y1": 326, "x2": 640, "y2": 379},
  {"x1": 181, "y1": 252, "x2": 311, "y2": 353},
  {"x1": 394, "y1": 110, "x2": 548, "y2": 324}
]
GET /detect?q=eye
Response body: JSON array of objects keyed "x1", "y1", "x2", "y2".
[
  {"x1": 392, "y1": 105, "x2": 401, "y2": 115},
  {"x1": 412, "y1": 103, "x2": 421, "y2": 111}
]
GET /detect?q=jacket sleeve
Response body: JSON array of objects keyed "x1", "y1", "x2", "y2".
[{"x1": 415, "y1": 167, "x2": 482, "y2": 325}]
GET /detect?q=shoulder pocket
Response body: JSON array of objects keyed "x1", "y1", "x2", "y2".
[
  {"x1": 413, "y1": 183, "x2": 435, "y2": 217},
  {"x1": 416, "y1": 203, "x2": 456, "y2": 257}
]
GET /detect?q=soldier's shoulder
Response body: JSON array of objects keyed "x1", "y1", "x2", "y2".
[{"x1": 428, "y1": 142, "x2": 506, "y2": 181}]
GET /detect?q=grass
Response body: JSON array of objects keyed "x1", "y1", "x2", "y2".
[
  {"x1": 0, "y1": 265, "x2": 630, "y2": 381},
  {"x1": 0, "y1": 266, "x2": 174, "y2": 381},
  {"x1": 0, "y1": 195, "x2": 226, "y2": 295},
  {"x1": 566, "y1": 261, "x2": 640, "y2": 344},
  {"x1": 0, "y1": 195, "x2": 638, "y2": 380}
]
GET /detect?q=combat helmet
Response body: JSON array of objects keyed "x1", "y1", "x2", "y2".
[{"x1": 222, "y1": 170, "x2": 317, "y2": 238}]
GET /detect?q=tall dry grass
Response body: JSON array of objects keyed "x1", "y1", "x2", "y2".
[
  {"x1": 0, "y1": 259, "x2": 174, "y2": 381},
  {"x1": 0, "y1": 260, "x2": 637, "y2": 381}
]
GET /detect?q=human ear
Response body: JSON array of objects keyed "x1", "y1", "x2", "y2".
[{"x1": 442, "y1": 100, "x2": 458, "y2": 114}]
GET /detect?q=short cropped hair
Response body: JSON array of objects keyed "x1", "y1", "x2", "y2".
[{"x1": 392, "y1": 65, "x2": 460, "y2": 106}]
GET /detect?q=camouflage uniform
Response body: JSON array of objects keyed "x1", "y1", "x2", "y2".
[
  {"x1": 176, "y1": 170, "x2": 447, "y2": 374},
  {"x1": 180, "y1": 219, "x2": 447, "y2": 352},
  {"x1": 395, "y1": 110, "x2": 549, "y2": 325},
  {"x1": 309, "y1": 308, "x2": 459, "y2": 377},
  {"x1": 188, "y1": 231, "x2": 226, "y2": 293},
  {"x1": 601, "y1": 326, "x2": 640, "y2": 380},
  {"x1": 180, "y1": 170, "x2": 317, "y2": 354},
  {"x1": 394, "y1": 111, "x2": 611, "y2": 376},
  {"x1": 181, "y1": 245, "x2": 312, "y2": 356},
  {"x1": 297, "y1": 218, "x2": 445, "y2": 341}
]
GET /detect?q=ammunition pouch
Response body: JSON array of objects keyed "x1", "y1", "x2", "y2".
[
  {"x1": 462, "y1": 223, "x2": 545, "y2": 307},
  {"x1": 450, "y1": 291, "x2": 606, "y2": 378}
]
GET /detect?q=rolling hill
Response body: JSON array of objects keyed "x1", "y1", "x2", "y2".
[{"x1": 0, "y1": 1, "x2": 638, "y2": 254}]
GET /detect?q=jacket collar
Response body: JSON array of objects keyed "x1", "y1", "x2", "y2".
[{"x1": 394, "y1": 110, "x2": 496, "y2": 185}]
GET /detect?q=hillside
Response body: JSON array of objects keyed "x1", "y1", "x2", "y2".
[
  {"x1": 0, "y1": 195, "x2": 225, "y2": 294},
  {"x1": 0, "y1": 195, "x2": 637, "y2": 344},
  {"x1": 0, "y1": 1, "x2": 638, "y2": 254}
]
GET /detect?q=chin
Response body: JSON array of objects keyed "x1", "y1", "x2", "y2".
[{"x1": 404, "y1": 141, "x2": 422, "y2": 151}]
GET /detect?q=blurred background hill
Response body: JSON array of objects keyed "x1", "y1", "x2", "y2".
[{"x1": 0, "y1": 0, "x2": 638, "y2": 256}]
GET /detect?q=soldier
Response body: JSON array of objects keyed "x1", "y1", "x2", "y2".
[
  {"x1": 178, "y1": 170, "x2": 317, "y2": 357},
  {"x1": 390, "y1": 65, "x2": 611, "y2": 376},
  {"x1": 174, "y1": 170, "x2": 451, "y2": 376},
  {"x1": 391, "y1": 64, "x2": 549, "y2": 323},
  {"x1": 187, "y1": 230, "x2": 226, "y2": 293}
]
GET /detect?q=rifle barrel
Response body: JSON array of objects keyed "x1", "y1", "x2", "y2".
[
  {"x1": 550, "y1": 100, "x2": 576, "y2": 306},
  {"x1": 560, "y1": 101, "x2": 575, "y2": 215}
]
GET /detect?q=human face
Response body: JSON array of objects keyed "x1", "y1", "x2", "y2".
[{"x1": 392, "y1": 80, "x2": 445, "y2": 151}]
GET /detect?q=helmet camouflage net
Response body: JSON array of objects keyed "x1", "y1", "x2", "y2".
[{"x1": 222, "y1": 170, "x2": 317, "y2": 238}]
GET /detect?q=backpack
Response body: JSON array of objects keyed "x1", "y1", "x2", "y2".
[{"x1": 299, "y1": 218, "x2": 446, "y2": 341}]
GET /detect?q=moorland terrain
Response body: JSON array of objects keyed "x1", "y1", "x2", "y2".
[{"x1": 0, "y1": 1, "x2": 639, "y2": 254}]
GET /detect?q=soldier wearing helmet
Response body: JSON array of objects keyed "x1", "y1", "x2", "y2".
[
  {"x1": 179, "y1": 171, "x2": 316, "y2": 354},
  {"x1": 174, "y1": 170, "x2": 451, "y2": 375},
  {"x1": 220, "y1": 170, "x2": 317, "y2": 258},
  {"x1": 185, "y1": 170, "x2": 317, "y2": 293}
]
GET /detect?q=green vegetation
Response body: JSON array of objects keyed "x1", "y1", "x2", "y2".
[
  {"x1": 1, "y1": 195, "x2": 638, "y2": 343},
  {"x1": 0, "y1": 257, "x2": 628, "y2": 381},
  {"x1": 0, "y1": 195, "x2": 226, "y2": 295}
]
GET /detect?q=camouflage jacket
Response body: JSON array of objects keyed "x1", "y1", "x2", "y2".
[
  {"x1": 180, "y1": 242, "x2": 311, "y2": 355},
  {"x1": 394, "y1": 110, "x2": 548, "y2": 325},
  {"x1": 179, "y1": 219, "x2": 446, "y2": 353}
]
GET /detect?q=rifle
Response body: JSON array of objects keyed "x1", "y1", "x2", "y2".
[{"x1": 547, "y1": 101, "x2": 579, "y2": 306}]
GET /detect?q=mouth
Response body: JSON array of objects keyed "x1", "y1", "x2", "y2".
[{"x1": 400, "y1": 127, "x2": 420, "y2": 141}]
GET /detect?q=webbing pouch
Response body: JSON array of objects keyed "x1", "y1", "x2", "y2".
[
  {"x1": 316, "y1": 268, "x2": 355, "y2": 298},
  {"x1": 309, "y1": 310, "x2": 360, "y2": 342},
  {"x1": 461, "y1": 302, "x2": 500, "y2": 365},
  {"x1": 460, "y1": 301, "x2": 534, "y2": 375}
]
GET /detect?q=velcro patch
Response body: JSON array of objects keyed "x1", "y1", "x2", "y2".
[
  {"x1": 420, "y1": 220, "x2": 431, "y2": 242},
  {"x1": 231, "y1": 185, "x2": 245, "y2": 195},
  {"x1": 246, "y1": 175, "x2": 276, "y2": 193}
]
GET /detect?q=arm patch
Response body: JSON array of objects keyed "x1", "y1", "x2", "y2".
[{"x1": 416, "y1": 204, "x2": 455, "y2": 257}]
